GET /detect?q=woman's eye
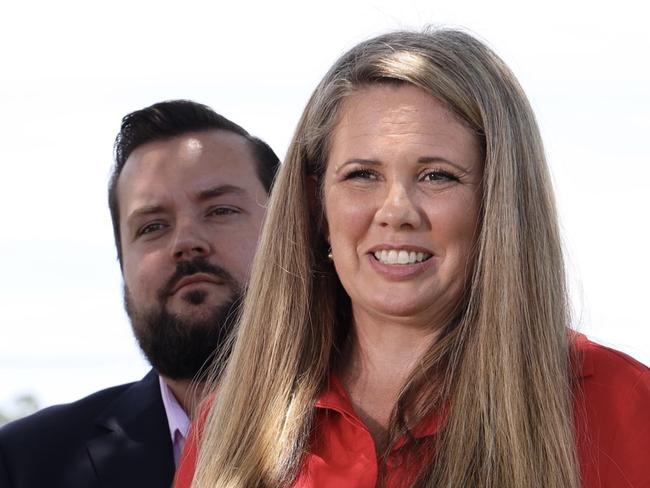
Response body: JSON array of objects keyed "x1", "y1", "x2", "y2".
[
  {"x1": 345, "y1": 169, "x2": 378, "y2": 180},
  {"x1": 421, "y1": 170, "x2": 458, "y2": 182}
]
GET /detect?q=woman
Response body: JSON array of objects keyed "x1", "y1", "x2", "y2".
[{"x1": 176, "y1": 29, "x2": 650, "y2": 487}]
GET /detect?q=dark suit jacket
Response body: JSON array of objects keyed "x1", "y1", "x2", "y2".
[{"x1": 0, "y1": 370, "x2": 175, "y2": 488}]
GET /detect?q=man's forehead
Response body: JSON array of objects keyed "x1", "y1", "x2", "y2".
[
  {"x1": 117, "y1": 132, "x2": 259, "y2": 202},
  {"x1": 128, "y1": 134, "x2": 205, "y2": 164},
  {"x1": 123, "y1": 131, "x2": 253, "y2": 174}
]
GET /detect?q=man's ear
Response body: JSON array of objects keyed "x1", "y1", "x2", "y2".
[{"x1": 307, "y1": 174, "x2": 328, "y2": 243}]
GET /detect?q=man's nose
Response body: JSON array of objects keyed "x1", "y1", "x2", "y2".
[
  {"x1": 170, "y1": 219, "x2": 212, "y2": 260},
  {"x1": 374, "y1": 182, "x2": 423, "y2": 230}
]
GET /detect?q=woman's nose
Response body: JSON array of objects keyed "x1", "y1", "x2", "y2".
[{"x1": 374, "y1": 182, "x2": 422, "y2": 230}]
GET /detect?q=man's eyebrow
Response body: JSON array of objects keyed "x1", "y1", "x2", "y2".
[
  {"x1": 198, "y1": 185, "x2": 247, "y2": 200},
  {"x1": 127, "y1": 205, "x2": 165, "y2": 222}
]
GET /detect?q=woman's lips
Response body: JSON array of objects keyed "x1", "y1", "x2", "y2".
[
  {"x1": 372, "y1": 249, "x2": 432, "y2": 265},
  {"x1": 367, "y1": 251, "x2": 435, "y2": 280}
]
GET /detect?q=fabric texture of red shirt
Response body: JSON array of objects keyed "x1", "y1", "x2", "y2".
[{"x1": 174, "y1": 336, "x2": 650, "y2": 487}]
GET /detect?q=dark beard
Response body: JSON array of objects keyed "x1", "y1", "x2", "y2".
[{"x1": 125, "y1": 257, "x2": 241, "y2": 381}]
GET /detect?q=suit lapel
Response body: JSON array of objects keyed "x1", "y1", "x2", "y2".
[{"x1": 87, "y1": 370, "x2": 175, "y2": 488}]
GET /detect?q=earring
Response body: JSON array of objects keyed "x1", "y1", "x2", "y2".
[{"x1": 327, "y1": 247, "x2": 333, "y2": 260}]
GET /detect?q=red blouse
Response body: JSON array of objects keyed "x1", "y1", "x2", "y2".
[{"x1": 175, "y1": 336, "x2": 650, "y2": 487}]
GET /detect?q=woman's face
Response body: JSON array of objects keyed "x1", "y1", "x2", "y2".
[{"x1": 323, "y1": 84, "x2": 482, "y2": 329}]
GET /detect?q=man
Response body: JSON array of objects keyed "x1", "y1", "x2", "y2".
[{"x1": 0, "y1": 100, "x2": 280, "y2": 487}]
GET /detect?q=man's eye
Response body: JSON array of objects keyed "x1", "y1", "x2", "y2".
[
  {"x1": 138, "y1": 222, "x2": 166, "y2": 236},
  {"x1": 420, "y1": 170, "x2": 458, "y2": 182},
  {"x1": 208, "y1": 207, "x2": 239, "y2": 216}
]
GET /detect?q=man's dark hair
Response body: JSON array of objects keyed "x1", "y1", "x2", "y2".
[{"x1": 108, "y1": 99, "x2": 280, "y2": 265}]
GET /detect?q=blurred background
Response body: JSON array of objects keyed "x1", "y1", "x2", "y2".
[{"x1": 1, "y1": 0, "x2": 648, "y2": 424}]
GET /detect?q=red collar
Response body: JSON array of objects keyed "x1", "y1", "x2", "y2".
[
  {"x1": 573, "y1": 332, "x2": 595, "y2": 379},
  {"x1": 315, "y1": 374, "x2": 447, "y2": 444}
]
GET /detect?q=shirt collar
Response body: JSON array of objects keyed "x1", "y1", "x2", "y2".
[
  {"x1": 159, "y1": 376, "x2": 191, "y2": 444},
  {"x1": 315, "y1": 374, "x2": 446, "y2": 443},
  {"x1": 572, "y1": 332, "x2": 594, "y2": 379}
]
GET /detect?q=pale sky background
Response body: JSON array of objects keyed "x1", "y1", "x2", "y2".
[{"x1": 1, "y1": 0, "x2": 648, "y2": 414}]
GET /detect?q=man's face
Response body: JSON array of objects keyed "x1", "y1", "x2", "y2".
[{"x1": 117, "y1": 130, "x2": 268, "y2": 379}]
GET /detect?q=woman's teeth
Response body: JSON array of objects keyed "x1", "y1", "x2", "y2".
[{"x1": 373, "y1": 249, "x2": 431, "y2": 265}]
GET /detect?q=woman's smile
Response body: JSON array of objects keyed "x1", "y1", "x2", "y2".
[{"x1": 367, "y1": 250, "x2": 436, "y2": 280}]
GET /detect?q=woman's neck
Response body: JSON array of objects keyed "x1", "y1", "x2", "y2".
[{"x1": 339, "y1": 308, "x2": 442, "y2": 453}]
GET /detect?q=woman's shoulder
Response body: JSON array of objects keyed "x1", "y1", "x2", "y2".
[
  {"x1": 573, "y1": 333, "x2": 649, "y2": 388},
  {"x1": 572, "y1": 332, "x2": 650, "y2": 439}
]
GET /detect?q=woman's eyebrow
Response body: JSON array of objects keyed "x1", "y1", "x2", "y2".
[
  {"x1": 335, "y1": 156, "x2": 470, "y2": 173},
  {"x1": 334, "y1": 158, "x2": 380, "y2": 173},
  {"x1": 417, "y1": 156, "x2": 472, "y2": 173}
]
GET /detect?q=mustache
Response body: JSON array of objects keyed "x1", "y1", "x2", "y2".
[{"x1": 157, "y1": 257, "x2": 238, "y2": 301}]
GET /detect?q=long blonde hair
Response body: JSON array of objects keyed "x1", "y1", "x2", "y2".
[{"x1": 192, "y1": 29, "x2": 579, "y2": 488}]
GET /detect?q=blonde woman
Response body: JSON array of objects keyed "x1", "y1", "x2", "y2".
[{"x1": 175, "y1": 29, "x2": 650, "y2": 487}]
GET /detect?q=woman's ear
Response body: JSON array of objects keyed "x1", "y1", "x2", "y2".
[{"x1": 307, "y1": 174, "x2": 329, "y2": 243}]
